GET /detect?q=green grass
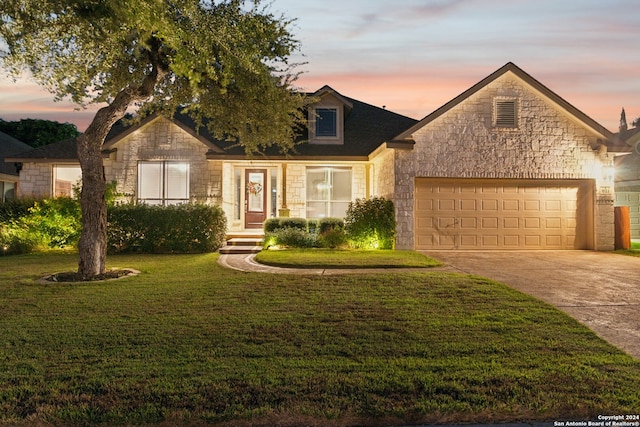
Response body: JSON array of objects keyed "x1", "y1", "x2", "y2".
[
  {"x1": 614, "y1": 241, "x2": 640, "y2": 257},
  {"x1": 1, "y1": 252, "x2": 639, "y2": 426},
  {"x1": 255, "y1": 248, "x2": 443, "y2": 268}
]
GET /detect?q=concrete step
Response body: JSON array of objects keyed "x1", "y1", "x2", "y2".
[
  {"x1": 219, "y1": 245, "x2": 263, "y2": 254},
  {"x1": 219, "y1": 237, "x2": 264, "y2": 254}
]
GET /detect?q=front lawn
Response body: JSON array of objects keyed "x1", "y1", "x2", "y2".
[
  {"x1": 1, "y1": 252, "x2": 639, "y2": 426},
  {"x1": 255, "y1": 248, "x2": 443, "y2": 268}
]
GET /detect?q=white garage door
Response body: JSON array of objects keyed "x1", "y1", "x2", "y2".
[{"x1": 415, "y1": 179, "x2": 594, "y2": 250}]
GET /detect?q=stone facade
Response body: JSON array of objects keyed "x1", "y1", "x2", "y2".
[
  {"x1": 391, "y1": 73, "x2": 615, "y2": 250},
  {"x1": 105, "y1": 117, "x2": 222, "y2": 206}
]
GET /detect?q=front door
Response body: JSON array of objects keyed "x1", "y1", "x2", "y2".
[{"x1": 245, "y1": 169, "x2": 267, "y2": 229}]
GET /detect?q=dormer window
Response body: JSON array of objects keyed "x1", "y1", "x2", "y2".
[
  {"x1": 308, "y1": 85, "x2": 352, "y2": 145},
  {"x1": 493, "y1": 97, "x2": 518, "y2": 128},
  {"x1": 316, "y1": 108, "x2": 338, "y2": 137}
]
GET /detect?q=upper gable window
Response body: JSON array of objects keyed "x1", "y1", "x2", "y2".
[
  {"x1": 493, "y1": 98, "x2": 518, "y2": 128},
  {"x1": 316, "y1": 108, "x2": 338, "y2": 137}
]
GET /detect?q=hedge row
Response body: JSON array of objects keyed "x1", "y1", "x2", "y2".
[
  {"x1": 1, "y1": 200, "x2": 228, "y2": 255},
  {"x1": 107, "y1": 204, "x2": 227, "y2": 254}
]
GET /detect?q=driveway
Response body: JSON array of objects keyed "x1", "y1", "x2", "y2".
[{"x1": 423, "y1": 250, "x2": 640, "y2": 359}]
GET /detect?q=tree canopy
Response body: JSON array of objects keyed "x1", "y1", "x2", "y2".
[
  {"x1": 0, "y1": 118, "x2": 80, "y2": 147},
  {"x1": 0, "y1": 0, "x2": 308, "y2": 277},
  {"x1": 0, "y1": 0, "x2": 307, "y2": 153}
]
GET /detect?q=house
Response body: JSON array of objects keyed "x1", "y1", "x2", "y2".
[
  {"x1": 613, "y1": 127, "x2": 640, "y2": 240},
  {"x1": 0, "y1": 131, "x2": 32, "y2": 202},
  {"x1": 7, "y1": 62, "x2": 618, "y2": 250}
]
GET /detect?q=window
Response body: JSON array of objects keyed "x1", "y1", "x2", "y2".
[
  {"x1": 0, "y1": 181, "x2": 15, "y2": 202},
  {"x1": 306, "y1": 167, "x2": 352, "y2": 218},
  {"x1": 53, "y1": 165, "x2": 82, "y2": 198},
  {"x1": 138, "y1": 161, "x2": 189, "y2": 205},
  {"x1": 315, "y1": 108, "x2": 338, "y2": 137},
  {"x1": 494, "y1": 98, "x2": 518, "y2": 128}
]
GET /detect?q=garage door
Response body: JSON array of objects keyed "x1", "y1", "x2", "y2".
[{"x1": 415, "y1": 179, "x2": 594, "y2": 250}]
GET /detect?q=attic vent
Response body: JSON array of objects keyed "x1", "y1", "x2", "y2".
[{"x1": 494, "y1": 98, "x2": 518, "y2": 128}]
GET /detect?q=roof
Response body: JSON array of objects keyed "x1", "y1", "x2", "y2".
[
  {"x1": 7, "y1": 87, "x2": 418, "y2": 162},
  {"x1": 392, "y1": 62, "x2": 615, "y2": 147},
  {"x1": 5, "y1": 137, "x2": 79, "y2": 162},
  {"x1": 609, "y1": 126, "x2": 640, "y2": 153},
  {"x1": 205, "y1": 90, "x2": 417, "y2": 159},
  {"x1": 0, "y1": 131, "x2": 33, "y2": 176}
]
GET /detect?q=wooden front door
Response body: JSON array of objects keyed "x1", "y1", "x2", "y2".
[{"x1": 245, "y1": 169, "x2": 267, "y2": 229}]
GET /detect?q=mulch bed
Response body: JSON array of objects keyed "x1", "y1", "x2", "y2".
[{"x1": 45, "y1": 269, "x2": 138, "y2": 283}]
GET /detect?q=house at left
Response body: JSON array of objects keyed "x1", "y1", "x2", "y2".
[{"x1": 0, "y1": 131, "x2": 32, "y2": 202}]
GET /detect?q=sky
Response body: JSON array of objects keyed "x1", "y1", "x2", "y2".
[{"x1": 0, "y1": 0, "x2": 638, "y2": 132}]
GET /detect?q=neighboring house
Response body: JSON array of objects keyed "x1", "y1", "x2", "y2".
[
  {"x1": 0, "y1": 131, "x2": 32, "y2": 202},
  {"x1": 8, "y1": 62, "x2": 619, "y2": 250},
  {"x1": 612, "y1": 127, "x2": 640, "y2": 240}
]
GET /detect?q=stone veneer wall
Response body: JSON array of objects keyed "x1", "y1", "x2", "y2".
[
  {"x1": 104, "y1": 117, "x2": 222, "y2": 205},
  {"x1": 393, "y1": 73, "x2": 615, "y2": 250},
  {"x1": 16, "y1": 162, "x2": 54, "y2": 198}
]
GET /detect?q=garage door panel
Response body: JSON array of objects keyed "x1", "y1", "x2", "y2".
[{"x1": 415, "y1": 178, "x2": 594, "y2": 250}]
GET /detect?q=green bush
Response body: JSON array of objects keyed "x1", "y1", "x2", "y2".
[
  {"x1": 0, "y1": 222, "x2": 44, "y2": 255},
  {"x1": 0, "y1": 197, "x2": 81, "y2": 253},
  {"x1": 345, "y1": 197, "x2": 396, "y2": 250},
  {"x1": 107, "y1": 204, "x2": 227, "y2": 254},
  {"x1": 25, "y1": 198, "x2": 82, "y2": 248},
  {"x1": 263, "y1": 218, "x2": 281, "y2": 233},
  {"x1": 0, "y1": 198, "x2": 36, "y2": 223},
  {"x1": 318, "y1": 217, "x2": 344, "y2": 234},
  {"x1": 278, "y1": 218, "x2": 307, "y2": 231},
  {"x1": 317, "y1": 229, "x2": 347, "y2": 249},
  {"x1": 306, "y1": 219, "x2": 319, "y2": 234},
  {"x1": 263, "y1": 227, "x2": 316, "y2": 249}
]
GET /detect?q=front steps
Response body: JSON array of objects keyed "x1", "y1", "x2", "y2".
[{"x1": 219, "y1": 235, "x2": 263, "y2": 254}]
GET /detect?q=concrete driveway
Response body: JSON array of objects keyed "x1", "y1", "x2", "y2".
[{"x1": 423, "y1": 251, "x2": 640, "y2": 359}]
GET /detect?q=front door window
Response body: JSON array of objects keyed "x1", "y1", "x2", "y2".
[{"x1": 245, "y1": 169, "x2": 267, "y2": 228}]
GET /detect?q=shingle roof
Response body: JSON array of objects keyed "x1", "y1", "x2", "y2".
[
  {"x1": 5, "y1": 137, "x2": 79, "y2": 161},
  {"x1": 7, "y1": 89, "x2": 418, "y2": 161},
  {"x1": 0, "y1": 131, "x2": 33, "y2": 176},
  {"x1": 201, "y1": 94, "x2": 418, "y2": 159}
]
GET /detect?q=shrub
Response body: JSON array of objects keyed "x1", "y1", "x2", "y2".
[
  {"x1": 0, "y1": 198, "x2": 36, "y2": 223},
  {"x1": 24, "y1": 198, "x2": 82, "y2": 248},
  {"x1": 317, "y1": 229, "x2": 347, "y2": 249},
  {"x1": 307, "y1": 219, "x2": 319, "y2": 234},
  {"x1": 107, "y1": 204, "x2": 227, "y2": 254},
  {"x1": 0, "y1": 222, "x2": 44, "y2": 255},
  {"x1": 263, "y1": 227, "x2": 316, "y2": 249},
  {"x1": 263, "y1": 218, "x2": 281, "y2": 233},
  {"x1": 278, "y1": 218, "x2": 307, "y2": 231},
  {"x1": 318, "y1": 217, "x2": 344, "y2": 234},
  {"x1": 345, "y1": 197, "x2": 396, "y2": 250}
]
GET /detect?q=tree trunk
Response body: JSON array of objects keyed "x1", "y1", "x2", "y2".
[
  {"x1": 75, "y1": 42, "x2": 168, "y2": 278},
  {"x1": 77, "y1": 132, "x2": 108, "y2": 278}
]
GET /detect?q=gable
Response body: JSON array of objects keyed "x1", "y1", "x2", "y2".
[{"x1": 393, "y1": 62, "x2": 614, "y2": 148}]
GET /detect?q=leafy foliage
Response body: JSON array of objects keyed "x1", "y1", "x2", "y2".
[
  {"x1": 0, "y1": 119, "x2": 80, "y2": 147},
  {"x1": 0, "y1": 197, "x2": 80, "y2": 254},
  {"x1": 0, "y1": 0, "x2": 308, "y2": 154},
  {"x1": 264, "y1": 227, "x2": 316, "y2": 249},
  {"x1": 107, "y1": 204, "x2": 227, "y2": 253},
  {"x1": 345, "y1": 197, "x2": 396, "y2": 249}
]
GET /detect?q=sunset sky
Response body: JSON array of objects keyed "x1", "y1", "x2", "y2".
[{"x1": 0, "y1": 0, "x2": 638, "y2": 132}]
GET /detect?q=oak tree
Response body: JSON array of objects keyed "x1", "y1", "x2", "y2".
[{"x1": 0, "y1": 0, "x2": 307, "y2": 278}]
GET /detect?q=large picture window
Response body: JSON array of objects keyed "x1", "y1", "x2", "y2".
[
  {"x1": 306, "y1": 167, "x2": 352, "y2": 218},
  {"x1": 138, "y1": 161, "x2": 189, "y2": 205}
]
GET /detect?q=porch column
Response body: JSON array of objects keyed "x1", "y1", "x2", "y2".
[
  {"x1": 279, "y1": 163, "x2": 290, "y2": 217},
  {"x1": 366, "y1": 164, "x2": 371, "y2": 199}
]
